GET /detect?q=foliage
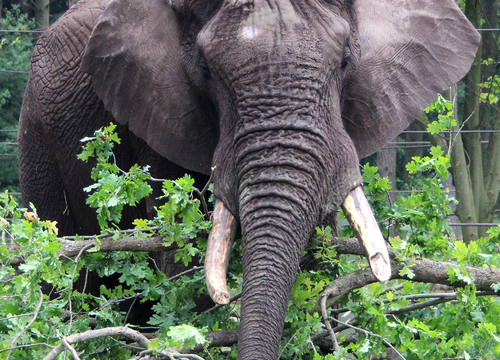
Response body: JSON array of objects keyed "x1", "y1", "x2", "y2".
[
  {"x1": 0, "y1": 6, "x2": 35, "y2": 192},
  {"x1": 78, "y1": 124, "x2": 154, "y2": 230},
  {"x1": 3, "y1": 115, "x2": 500, "y2": 360},
  {"x1": 0, "y1": 127, "x2": 223, "y2": 359},
  {"x1": 478, "y1": 59, "x2": 500, "y2": 106}
]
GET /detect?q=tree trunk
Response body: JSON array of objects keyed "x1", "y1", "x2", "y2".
[
  {"x1": 478, "y1": 0, "x2": 500, "y2": 237},
  {"x1": 20, "y1": 0, "x2": 30, "y2": 15},
  {"x1": 35, "y1": 0, "x2": 50, "y2": 30},
  {"x1": 377, "y1": 138, "x2": 398, "y2": 205},
  {"x1": 68, "y1": 0, "x2": 79, "y2": 9},
  {"x1": 403, "y1": 120, "x2": 423, "y2": 185},
  {"x1": 462, "y1": 0, "x2": 482, "y2": 225}
]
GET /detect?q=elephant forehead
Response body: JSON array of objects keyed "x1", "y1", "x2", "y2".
[
  {"x1": 199, "y1": 0, "x2": 349, "y2": 58},
  {"x1": 238, "y1": 0, "x2": 301, "y2": 40},
  {"x1": 198, "y1": 0, "x2": 351, "y2": 95}
]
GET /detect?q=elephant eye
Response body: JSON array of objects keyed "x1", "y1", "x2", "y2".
[
  {"x1": 199, "y1": 65, "x2": 211, "y2": 79},
  {"x1": 340, "y1": 54, "x2": 356, "y2": 72},
  {"x1": 198, "y1": 53, "x2": 211, "y2": 80}
]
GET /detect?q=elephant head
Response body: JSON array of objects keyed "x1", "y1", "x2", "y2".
[{"x1": 80, "y1": 0, "x2": 479, "y2": 358}]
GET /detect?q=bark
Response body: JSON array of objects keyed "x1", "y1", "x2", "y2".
[
  {"x1": 478, "y1": 0, "x2": 500, "y2": 236},
  {"x1": 317, "y1": 238, "x2": 500, "y2": 310},
  {"x1": 35, "y1": 0, "x2": 49, "y2": 30},
  {"x1": 377, "y1": 137, "x2": 398, "y2": 205},
  {"x1": 482, "y1": 112, "x2": 500, "y2": 227},
  {"x1": 449, "y1": 121, "x2": 479, "y2": 242},
  {"x1": 457, "y1": 0, "x2": 500, "y2": 239},
  {"x1": 462, "y1": 0, "x2": 483, "y2": 216},
  {"x1": 8, "y1": 235, "x2": 181, "y2": 266},
  {"x1": 479, "y1": 0, "x2": 499, "y2": 131},
  {"x1": 403, "y1": 120, "x2": 423, "y2": 185},
  {"x1": 20, "y1": 0, "x2": 30, "y2": 15},
  {"x1": 43, "y1": 327, "x2": 150, "y2": 360},
  {"x1": 67, "y1": 0, "x2": 79, "y2": 8}
]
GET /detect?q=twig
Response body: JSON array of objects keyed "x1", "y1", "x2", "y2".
[
  {"x1": 100, "y1": 266, "x2": 204, "y2": 311},
  {"x1": 331, "y1": 317, "x2": 406, "y2": 359},
  {"x1": 320, "y1": 294, "x2": 340, "y2": 353},
  {"x1": 61, "y1": 227, "x2": 160, "y2": 241},
  {"x1": 194, "y1": 166, "x2": 216, "y2": 220},
  {"x1": 6, "y1": 289, "x2": 44, "y2": 360},
  {"x1": 448, "y1": 107, "x2": 475, "y2": 157},
  {"x1": 190, "y1": 293, "x2": 241, "y2": 324},
  {"x1": 137, "y1": 349, "x2": 205, "y2": 359},
  {"x1": 68, "y1": 243, "x2": 94, "y2": 335},
  {"x1": 61, "y1": 337, "x2": 80, "y2": 360},
  {"x1": 171, "y1": 355, "x2": 205, "y2": 360},
  {"x1": 0, "y1": 343, "x2": 53, "y2": 353},
  {"x1": 385, "y1": 298, "x2": 451, "y2": 315},
  {"x1": 377, "y1": 290, "x2": 497, "y2": 306},
  {"x1": 167, "y1": 266, "x2": 203, "y2": 283},
  {"x1": 0, "y1": 312, "x2": 34, "y2": 321},
  {"x1": 81, "y1": 268, "x2": 89, "y2": 308},
  {"x1": 307, "y1": 333, "x2": 318, "y2": 354},
  {"x1": 149, "y1": 255, "x2": 168, "y2": 279},
  {"x1": 123, "y1": 296, "x2": 138, "y2": 326},
  {"x1": 43, "y1": 326, "x2": 150, "y2": 360},
  {"x1": 278, "y1": 330, "x2": 298, "y2": 359},
  {"x1": 378, "y1": 284, "x2": 404, "y2": 297}
]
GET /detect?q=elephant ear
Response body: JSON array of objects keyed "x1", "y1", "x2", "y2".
[
  {"x1": 80, "y1": 0, "x2": 218, "y2": 175},
  {"x1": 342, "y1": 0, "x2": 480, "y2": 159}
]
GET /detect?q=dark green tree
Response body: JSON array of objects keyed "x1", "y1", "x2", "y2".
[{"x1": 0, "y1": 5, "x2": 35, "y2": 193}]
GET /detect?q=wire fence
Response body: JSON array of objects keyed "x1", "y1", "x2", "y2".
[{"x1": 1, "y1": 25, "x2": 500, "y2": 227}]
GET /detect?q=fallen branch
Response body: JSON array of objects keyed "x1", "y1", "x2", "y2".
[
  {"x1": 8, "y1": 234, "x2": 354, "y2": 266},
  {"x1": 43, "y1": 327, "x2": 151, "y2": 360},
  {"x1": 9, "y1": 235, "x2": 178, "y2": 266},
  {"x1": 317, "y1": 257, "x2": 500, "y2": 312},
  {"x1": 61, "y1": 337, "x2": 80, "y2": 360}
]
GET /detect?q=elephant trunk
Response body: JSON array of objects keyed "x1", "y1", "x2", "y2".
[
  {"x1": 237, "y1": 179, "x2": 319, "y2": 359},
  {"x1": 233, "y1": 121, "x2": 326, "y2": 359}
]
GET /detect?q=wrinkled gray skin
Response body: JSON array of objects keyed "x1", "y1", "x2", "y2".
[{"x1": 18, "y1": 0, "x2": 479, "y2": 358}]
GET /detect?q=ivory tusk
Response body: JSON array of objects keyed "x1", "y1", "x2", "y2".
[
  {"x1": 341, "y1": 186, "x2": 391, "y2": 281},
  {"x1": 205, "y1": 200, "x2": 238, "y2": 305}
]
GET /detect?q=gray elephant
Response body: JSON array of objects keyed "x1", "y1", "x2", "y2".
[{"x1": 18, "y1": 0, "x2": 479, "y2": 358}]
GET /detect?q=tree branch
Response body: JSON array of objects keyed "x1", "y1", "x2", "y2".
[
  {"x1": 9, "y1": 235, "x2": 180, "y2": 266},
  {"x1": 43, "y1": 327, "x2": 151, "y2": 360},
  {"x1": 316, "y1": 238, "x2": 500, "y2": 311},
  {"x1": 61, "y1": 337, "x2": 80, "y2": 360}
]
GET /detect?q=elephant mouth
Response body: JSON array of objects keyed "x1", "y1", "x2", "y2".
[{"x1": 204, "y1": 186, "x2": 391, "y2": 305}]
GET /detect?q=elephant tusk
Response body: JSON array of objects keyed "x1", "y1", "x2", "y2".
[
  {"x1": 205, "y1": 199, "x2": 238, "y2": 305},
  {"x1": 341, "y1": 186, "x2": 391, "y2": 281}
]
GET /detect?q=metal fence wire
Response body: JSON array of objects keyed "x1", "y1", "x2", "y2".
[{"x1": 0, "y1": 26, "x2": 499, "y2": 227}]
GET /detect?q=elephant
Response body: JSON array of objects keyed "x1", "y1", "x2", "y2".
[{"x1": 17, "y1": 0, "x2": 479, "y2": 358}]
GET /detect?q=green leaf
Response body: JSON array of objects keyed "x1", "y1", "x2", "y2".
[{"x1": 167, "y1": 324, "x2": 206, "y2": 349}]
